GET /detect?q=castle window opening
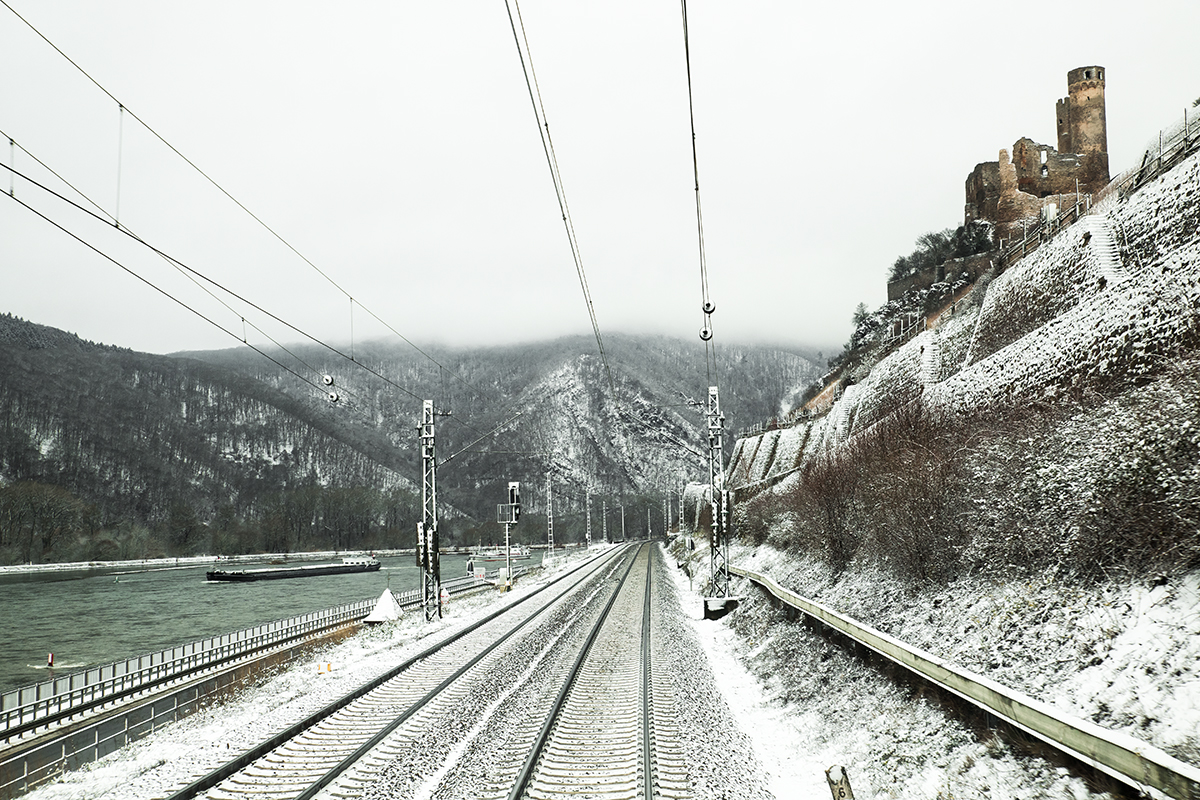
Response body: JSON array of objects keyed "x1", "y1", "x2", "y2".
[{"x1": 1085, "y1": 70, "x2": 1092, "y2": 79}]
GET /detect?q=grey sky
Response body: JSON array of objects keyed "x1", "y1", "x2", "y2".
[{"x1": 3, "y1": 1, "x2": 1197, "y2": 356}]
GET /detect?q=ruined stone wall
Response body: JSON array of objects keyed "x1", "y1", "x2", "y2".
[
  {"x1": 1013, "y1": 138, "x2": 1087, "y2": 197},
  {"x1": 965, "y1": 161, "x2": 1001, "y2": 223},
  {"x1": 966, "y1": 66, "x2": 1110, "y2": 232}
]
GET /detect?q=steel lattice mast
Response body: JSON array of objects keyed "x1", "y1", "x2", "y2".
[
  {"x1": 706, "y1": 386, "x2": 731, "y2": 598},
  {"x1": 418, "y1": 400, "x2": 441, "y2": 621},
  {"x1": 546, "y1": 476, "x2": 554, "y2": 556}
]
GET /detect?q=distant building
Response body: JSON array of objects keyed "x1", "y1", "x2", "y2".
[{"x1": 965, "y1": 66, "x2": 1109, "y2": 241}]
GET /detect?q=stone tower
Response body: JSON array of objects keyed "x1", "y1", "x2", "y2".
[
  {"x1": 1056, "y1": 66, "x2": 1107, "y2": 154},
  {"x1": 1055, "y1": 66, "x2": 1109, "y2": 190}
]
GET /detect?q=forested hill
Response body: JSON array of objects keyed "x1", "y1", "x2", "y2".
[
  {"x1": 0, "y1": 315, "x2": 817, "y2": 563},
  {"x1": 184, "y1": 333, "x2": 819, "y2": 522}
]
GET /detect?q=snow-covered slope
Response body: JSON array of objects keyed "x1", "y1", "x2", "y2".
[{"x1": 733, "y1": 144, "x2": 1200, "y2": 488}]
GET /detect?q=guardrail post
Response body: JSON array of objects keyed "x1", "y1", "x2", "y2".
[{"x1": 825, "y1": 765, "x2": 854, "y2": 799}]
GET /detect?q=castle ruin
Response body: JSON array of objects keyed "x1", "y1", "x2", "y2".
[{"x1": 965, "y1": 66, "x2": 1109, "y2": 241}]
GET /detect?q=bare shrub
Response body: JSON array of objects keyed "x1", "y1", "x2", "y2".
[
  {"x1": 851, "y1": 400, "x2": 973, "y2": 583},
  {"x1": 779, "y1": 446, "x2": 864, "y2": 572},
  {"x1": 735, "y1": 489, "x2": 786, "y2": 547}
]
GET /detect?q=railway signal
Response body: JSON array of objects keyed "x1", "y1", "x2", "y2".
[{"x1": 497, "y1": 481, "x2": 521, "y2": 589}]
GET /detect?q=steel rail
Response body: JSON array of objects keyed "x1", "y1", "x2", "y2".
[
  {"x1": 507, "y1": 544, "x2": 644, "y2": 800},
  {"x1": 640, "y1": 543, "x2": 653, "y2": 800},
  {"x1": 731, "y1": 564, "x2": 1200, "y2": 800},
  {"x1": 166, "y1": 547, "x2": 626, "y2": 800}
]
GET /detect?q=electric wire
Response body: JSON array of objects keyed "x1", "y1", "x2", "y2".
[
  {"x1": 2, "y1": 4, "x2": 657, "y2": 495},
  {"x1": 0, "y1": 156, "x2": 400, "y2": 405},
  {"x1": 0, "y1": 133, "x2": 344, "y2": 399},
  {"x1": 679, "y1": 0, "x2": 718, "y2": 384},
  {"x1": 0, "y1": 0, "x2": 489, "y2": 406},
  {"x1": 502, "y1": 0, "x2": 616, "y2": 395},
  {"x1": 5, "y1": 190, "x2": 339, "y2": 405},
  {"x1": 1, "y1": 150, "x2": 540, "y2": 474}
]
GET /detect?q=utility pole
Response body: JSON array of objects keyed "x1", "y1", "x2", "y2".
[
  {"x1": 620, "y1": 504, "x2": 625, "y2": 542},
  {"x1": 417, "y1": 400, "x2": 441, "y2": 621},
  {"x1": 585, "y1": 487, "x2": 592, "y2": 549},
  {"x1": 602, "y1": 499, "x2": 608, "y2": 544},
  {"x1": 707, "y1": 385, "x2": 731, "y2": 599}
]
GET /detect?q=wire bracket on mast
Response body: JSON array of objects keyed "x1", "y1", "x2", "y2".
[{"x1": 418, "y1": 400, "x2": 441, "y2": 621}]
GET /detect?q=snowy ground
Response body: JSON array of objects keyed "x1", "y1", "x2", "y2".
[
  {"x1": 22, "y1": 539, "x2": 1191, "y2": 799},
  {"x1": 674, "y1": 539, "x2": 1200, "y2": 799},
  {"x1": 17, "y1": 552, "x2": 594, "y2": 800}
]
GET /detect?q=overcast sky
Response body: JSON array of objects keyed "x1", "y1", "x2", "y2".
[{"x1": 2, "y1": 0, "x2": 1198, "y2": 357}]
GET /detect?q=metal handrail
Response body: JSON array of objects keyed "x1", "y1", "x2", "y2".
[
  {"x1": 0, "y1": 571, "x2": 503, "y2": 736},
  {"x1": 730, "y1": 565, "x2": 1200, "y2": 800}
]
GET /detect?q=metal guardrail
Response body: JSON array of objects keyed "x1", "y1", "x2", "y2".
[
  {"x1": 0, "y1": 571, "x2": 503, "y2": 737},
  {"x1": 730, "y1": 565, "x2": 1200, "y2": 800},
  {"x1": 0, "y1": 600, "x2": 373, "y2": 736}
]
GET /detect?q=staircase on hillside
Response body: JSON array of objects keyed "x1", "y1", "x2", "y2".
[
  {"x1": 833, "y1": 384, "x2": 858, "y2": 441},
  {"x1": 920, "y1": 336, "x2": 942, "y2": 384},
  {"x1": 1082, "y1": 215, "x2": 1125, "y2": 286}
]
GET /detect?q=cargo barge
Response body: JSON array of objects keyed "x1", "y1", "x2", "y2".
[{"x1": 206, "y1": 556, "x2": 380, "y2": 582}]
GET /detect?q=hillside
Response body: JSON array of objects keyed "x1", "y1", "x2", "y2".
[
  {"x1": 731, "y1": 128, "x2": 1200, "y2": 582},
  {"x1": 698, "y1": 116, "x2": 1200, "y2": 796},
  {"x1": 0, "y1": 320, "x2": 817, "y2": 563}
]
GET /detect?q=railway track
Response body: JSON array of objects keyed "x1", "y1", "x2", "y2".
[
  {"x1": 155, "y1": 545, "x2": 633, "y2": 799},
  {"x1": 506, "y1": 543, "x2": 689, "y2": 800},
  {"x1": 142, "y1": 543, "x2": 692, "y2": 800}
]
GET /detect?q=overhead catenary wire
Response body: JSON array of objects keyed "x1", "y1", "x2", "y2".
[
  {"x1": 0, "y1": 0, "x2": 489, "y2": 407},
  {"x1": 8, "y1": 169, "x2": 608, "y2": 505},
  {"x1": 502, "y1": 0, "x2": 616, "y2": 396},
  {"x1": 2, "y1": 4, "x2": 648, "y2": 489},
  {"x1": 0, "y1": 133, "x2": 344, "y2": 397},
  {"x1": 0, "y1": 157, "x2": 421, "y2": 406},
  {"x1": 1, "y1": 145, "x2": 554, "y2": 469},
  {"x1": 6, "y1": 191, "x2": 340, "y2": 405},
  {"x1": 679, "y1": 0, "x2": 719, "y2": 384}
]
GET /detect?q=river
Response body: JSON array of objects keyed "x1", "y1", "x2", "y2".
[{"x1": 0, "y1": 552, "x2": 538, "y2": 693}]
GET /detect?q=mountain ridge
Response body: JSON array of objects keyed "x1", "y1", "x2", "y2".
[{"x1": 0, "y1": 315, "x2": 818, "y2": 563}]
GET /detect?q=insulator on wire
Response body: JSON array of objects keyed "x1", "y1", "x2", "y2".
[
  {"x1": 328, "y1": 392, "x2": 340, "y2": 404},
  {"x1": 703, "y1": 301, "x2": 716, "y2": 315},
  {"x1": 322, "y1": 375, "x2": 334, "y2": 386},
  {"x1": 699, "y1": 327, "x2": 713, "y2": 342}
]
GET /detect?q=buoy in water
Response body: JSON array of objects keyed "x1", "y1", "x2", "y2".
[{"x1": 47, "y1": 652, "x2": 54, "y2": 667}]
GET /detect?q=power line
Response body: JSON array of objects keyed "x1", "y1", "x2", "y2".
[
  {"x1": 502, "y1": 0, "x2": 616, "y2": 395},
  {"x1": 679, "y1": 0, "x2": 719, "y2": 383},
  {"x1": 5, "y1": 190, "x2": 341, "y2": 406},
  {"x1": 1, "y1": 152, "x2": 584, "y2": 480},
  {"x1": 1, "y1": 3, "x2": 650, "y2": 486},
  {"x1": 0, "y1": 132, "x2": 342, "y2": 396},
  {"x1": 0, "y1": 0, "x2": 490, "y2": 405},
  {"x1": 0, "y1": 155, "x2": 429, "y2": 407}
]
